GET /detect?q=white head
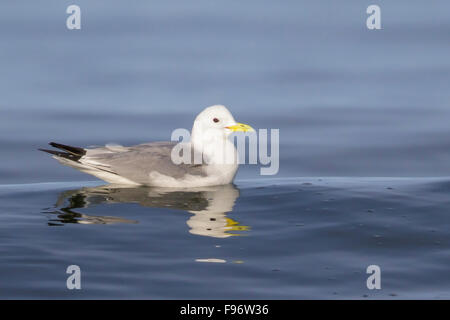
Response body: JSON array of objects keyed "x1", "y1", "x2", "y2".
[
  {"x1": 191, "y1": 105, "x2": 253, "y2": 144},
  {"x1": 190, "y1": 105, "x2": 253, "y2": 166}
]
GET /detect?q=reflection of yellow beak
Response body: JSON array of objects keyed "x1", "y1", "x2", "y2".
[
  {"x1": 224, "y1": 218, "x2": 250, "y2": 236},
  {"x1": 225, "y1": 123, "x2": 254, "y2": 132}
]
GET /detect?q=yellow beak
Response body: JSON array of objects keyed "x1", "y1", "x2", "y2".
[{"x1": 225, "y1": 122, "x2": 254, "y2": 132}]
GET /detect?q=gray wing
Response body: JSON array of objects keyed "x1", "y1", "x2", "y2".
[{"x1": 83, "y1": 142, "x2": 205, "y2": 184}]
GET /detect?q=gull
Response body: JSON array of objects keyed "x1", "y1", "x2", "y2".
[{"x1": 39, "y1": 105, "x2": 253, "y2": 187}]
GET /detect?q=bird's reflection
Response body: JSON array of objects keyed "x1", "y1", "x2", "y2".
[{"x1": 47, "y1": 184, "x2": 248, "y2": 238}]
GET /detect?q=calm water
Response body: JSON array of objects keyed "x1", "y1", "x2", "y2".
[
  {"x1": 1, "y1": 1, "x2": 450, "y2": 299},
  {"x1": 2, "y1": 178, "x2": 450, "y2": 299}
]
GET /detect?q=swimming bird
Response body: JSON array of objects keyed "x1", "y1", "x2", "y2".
[{"x1": 39, "y1": 105, "x2": 253, "y2": 187}]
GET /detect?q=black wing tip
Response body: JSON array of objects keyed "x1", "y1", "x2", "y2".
[
  {"x1": 38, "y1": 148, "x2": 56, "y2": 154},
  {"x1": 49, "y1": 142, "x2": 65, "y2": 148},
  {"x1": 38, "y1": 146, "x2": 83, "y2": 161},
  {"x1": 48, "y1": 142, "x2": 86, "y2": 156}
]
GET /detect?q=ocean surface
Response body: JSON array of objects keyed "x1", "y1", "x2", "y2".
[
  {"x1": 1, "y1": 1, "x2": 449, "y2": 299},
  {"x1": 2, "y1": 177, "x2": 450, "y2": 299}
]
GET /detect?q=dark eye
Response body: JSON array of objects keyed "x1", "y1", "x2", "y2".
[{"x1": 213, "y1": 118, "x2": 219, "y2": 123}]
